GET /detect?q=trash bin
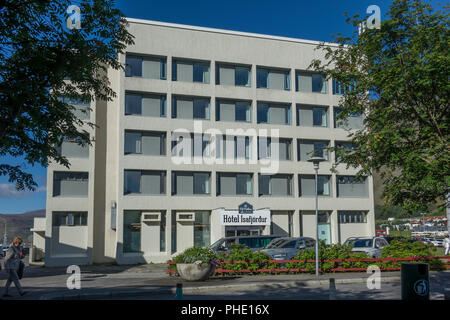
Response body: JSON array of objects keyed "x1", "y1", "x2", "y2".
[{"x1": 401, "y1": 263, "x2": 429, "y2": 300}]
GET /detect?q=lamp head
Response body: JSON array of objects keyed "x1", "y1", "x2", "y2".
[{"x1": 307, "y1": 156, "x2": 326, "y2": 168}]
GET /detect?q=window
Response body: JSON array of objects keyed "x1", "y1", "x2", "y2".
[
  {"x1": 313, "y1": 108, "x2": 328, "y2": 127},
  {"x1": 172, "y1": 96, "x2": 210, "y2": 120},
  {"x1": 125, "y1": 55, "x2": 142, "y2": 77},
  {"x1": 123, "y1": 170, "x2": 166, "y2": 195},
  {"x1": 299, "y1": 175, "x2": 331, "y2": 196},
  {"x1": 297, "y1": 140, "x2": 329, "y2": 161},
  {"x1": 56, "y1": 136, "x2": 89, "y2": 158},
  {"x1": 335, "y1": 141, "x2": 357, "y2": 162},
  {"x1": 296, "y1": 71, "x2": 327, "y2": 93},
  {"x1": 124, "y1": 131, "x2": 166, "y2": 156},
  {"x1": 59, "y1": 97, "x2": 90, "y2": 120},
  {"x1": 171, "y1": 133, "x2": 211, "y2": 158},
  {"x1": 172, "y1": 59, "x2": 210, "y2": 83},
  {"x1": 337, "y1": 176, "x2": 368, "y2": 198},
  {"x1": 334, "y1": 107, "x2": 364, "y2": 130},
  {"x1": 257, "y1": 103, "x2": 291, "y2": 125},
  {"x1": 125, "y1": 92, "x2": 166, "y2": 117},
  {"x1": 216, "y1": 100, "x2": 251, "y2": 122},
  {"x1": 123, "y1": 211, "x2": 141, "y2": 253},
  {"x1": 332, "y1": 78, "x2": 357, "y2": 95},
  {"x1": 215, "y1": 135, "x2": 252, "y2": 160},
  {"x1": 171, "y1": 172, "x2": 211, "y2": 195},
  {"x1": 258, "y1": 137, "x2": 291, "y2": 161},
  {"x1": 216, "y1": 173, "x2": 252, "y2": 196},
  {"x1": 125, "y1": 55, "x2": 166, "y2": 80},
  {"x1": 194, "y1": 211, "x2": 211, "y2": 247},
  {"x1": 53, "y1": 172, "x2": 88, "y2": 197},
  {"x1": 160, "y1": 211, "x2": 166, "y2": 252},
  {"x1": 52, "y1": 212, "x2": 87, "y2": 226},
  {"x1": 235, "y1": 67, "x2": 251, "y2": 86},
  {"x1": 216, "y1": 64, "x2": 251, "y2": 87},
  {"x1": 257, "y1": 68, "x2": 290, "y2": 90},
  {"x1": 338, "y1": 211, "x2": 368, "y2": 223},
  {"x1": 258, "y1": 174, "x2": 292, "y2": 196},
  {"x1": 296, "y1": 105, "x2": 328, "y2": 127}
]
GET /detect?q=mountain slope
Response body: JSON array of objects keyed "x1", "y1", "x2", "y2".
[{"x1": 0, "y1": 209, "x2": 45, "y2": 245}]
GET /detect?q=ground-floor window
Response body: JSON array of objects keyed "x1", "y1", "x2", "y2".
[
  {"x1": 194, "y1": 211, "x2": 211, "y2": 247},
  {"x1": 124, "y1": 210, "x2": 141, "y2": 253},
  {"x1": 338, "y1": 211, "x2": 368, "y2": 223},
  {"x1": 52, "y1": 211, "x2": 87, "y2": 226},
  {"x1": 171, "y1": 211, "x2": 177, "y2": 253},
  {"x1": 160, "y1": 211, "x2": 166, "y2": 252}
]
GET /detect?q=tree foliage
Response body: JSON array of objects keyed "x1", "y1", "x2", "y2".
[
  {"x1": 0, "y1": 0, "x2": 134, "y2": 190},
  {"x1": 310, "y1": 0, "x2": 449, "y2": 213}
]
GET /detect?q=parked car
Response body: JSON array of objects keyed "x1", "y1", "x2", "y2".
[
  {"x1": 409, "y1": 238, "x2": 431, "y2": 245},
  {"x1": 260, "y1": 237, "x2": 315, "y2": 260},
  {"x1": 351, "y1": 237, "x2": 390, "y2": 258},
  {"x1": 424, "y1": 238, "x2": 444, "y2": 247},
  {"x1": 209, "y1": 235, "x2": 281, "y2": 254},
  {"x1": 343, "y1": 237, "x2": 363, "y2": 247},
  {"x1": 0, "y1": 246, "x2": 9, "y2": 258},
  {"x1": 381, "y1": 236, "x2": 407, "y2": 244}
]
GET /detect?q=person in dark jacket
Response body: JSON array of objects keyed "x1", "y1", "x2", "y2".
[{"x1": 2, "y1": 237, "x2": 26, "y2": 297}]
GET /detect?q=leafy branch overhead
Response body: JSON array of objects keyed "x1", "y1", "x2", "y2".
[
  {"x1": 311, "y1": 0, "x2": 449, "y2": 212},
  {"x1": 0, "y1": 0, "x2": 134, "y2": 190}
]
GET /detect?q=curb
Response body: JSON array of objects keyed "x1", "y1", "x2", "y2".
[{"x1": 39, "y1": 275, "x2": 401, "y2": 300}]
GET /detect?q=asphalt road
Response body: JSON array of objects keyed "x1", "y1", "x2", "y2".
[{"x1": 111, "y1": 275, "x2": 450, "y2": 300}]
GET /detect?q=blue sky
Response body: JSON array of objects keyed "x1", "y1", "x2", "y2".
[{"x1": 0, "y1": 0, "x2": 442, "y2": 213}]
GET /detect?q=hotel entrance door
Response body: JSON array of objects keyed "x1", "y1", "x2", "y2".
[{"x1": 225, "y1": 226, "x2": 263, "y2": 237}]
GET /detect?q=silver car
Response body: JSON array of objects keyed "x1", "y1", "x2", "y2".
[
  {"x1": 260, "y1": 237, "x2": 315, "y2": 260},
  {"x1": 351, "y1": 237, "x2": 389, "y2": 258}
]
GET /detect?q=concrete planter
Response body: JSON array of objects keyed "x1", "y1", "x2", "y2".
[{"x1": 176, "y1": 263, "x2": 215, "y2": 281}]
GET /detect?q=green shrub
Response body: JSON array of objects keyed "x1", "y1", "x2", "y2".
[
  {"x1": 286, "y1": 241, "x2": 372, "y2": 273},
  {"x1": 216, "y1": 244, "x2": 275, "y2": 274},
  {"x1": 172, "y1": 246, "x2": 217, "y2": 264},
  {"x1": 167, "y1": 239, "x2": 446, "y2": 275},
  {"x1": 380, "y1": 239, "x2": 443, "y2": 269}
]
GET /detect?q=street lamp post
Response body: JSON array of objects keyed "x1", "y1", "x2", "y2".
[{"x1": 308, "y1": 156, "x2": 326, "y2": 277}]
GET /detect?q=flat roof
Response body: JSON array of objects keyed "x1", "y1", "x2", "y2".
[{"x1": 126, "y1": 17, "x2": 341, "y2": 48}]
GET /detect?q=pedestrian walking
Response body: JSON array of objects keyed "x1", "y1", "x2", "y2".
[
  {"x1": 2, "y1": 237, "x2": 26, "y2": 297},
  {"x1": 444, "y1": 235, "x2": 450, "y2": 256}
]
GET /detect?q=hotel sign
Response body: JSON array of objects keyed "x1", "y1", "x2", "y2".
[
  {"x1": 221, "y1": 207, "x2": 270, "y2": 226},
  {"x1": 238, "y1": 202, "x2": 253, "y2": 214}
]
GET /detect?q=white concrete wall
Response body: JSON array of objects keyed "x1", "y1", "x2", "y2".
[
  {"x1": 44, "y1": 19, "x2": 376, "y2": 266},
  {"x1": 51, "y1": 226, "x2": 88, "y2": 257}
]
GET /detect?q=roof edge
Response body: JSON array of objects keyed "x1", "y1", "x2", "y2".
[{"x1": 125, "y1": 17, "x2": 342, "y2": 48}]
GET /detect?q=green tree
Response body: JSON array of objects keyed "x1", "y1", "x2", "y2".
[
  {"x1": 0, "y1": 0, "x2": 134, "y2": 190},
  {"x1": 311, "y1": 0, "x2": 449, "y2": 213}
]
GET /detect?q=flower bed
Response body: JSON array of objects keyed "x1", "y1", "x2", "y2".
[{"x1": 167, "y1": 240, "x2": 450, "y2": 276}]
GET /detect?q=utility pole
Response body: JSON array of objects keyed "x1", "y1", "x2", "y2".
[
  {"x1": 0, "y1": 217, "x2": 6, "y2": 246},
  {"x1": 446, "y1": 188, "x2": 450, "y2": 236}
]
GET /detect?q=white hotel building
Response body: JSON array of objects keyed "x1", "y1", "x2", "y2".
[{"x1": 31, "y1": 19, "x2": 375, "y2": 267}]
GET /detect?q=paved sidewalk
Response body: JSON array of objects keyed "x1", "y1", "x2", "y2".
[{"x1": 0, "y1": 263, "x2": 447, "y2": 300}]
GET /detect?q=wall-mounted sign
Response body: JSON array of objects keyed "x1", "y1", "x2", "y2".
[
  {"x1": 221, "y1": 209, "x2": 270, "y2": 226},
  {"x1": 238, "y1": 202, "x2": 254, "y2": 214}
]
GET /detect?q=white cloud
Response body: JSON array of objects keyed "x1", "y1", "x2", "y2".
[{"x1": 0, "y1": 184, "x2": 46, "y2": 199}]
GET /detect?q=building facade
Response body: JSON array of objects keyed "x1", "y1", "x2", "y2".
[{"x1": 31, "y1": 19, "x2": 375, "y2": 267}]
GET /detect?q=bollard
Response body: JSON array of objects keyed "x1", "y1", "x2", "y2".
[
  {"x1": 329, "y1": 278, "x2": 337, "y2": 300},
  {"x1": 175, "y1": 283, "x2": 183, "y2": 300},
  {"x1": 401, "y1": 263, "x2": 429, "y2": 300}
]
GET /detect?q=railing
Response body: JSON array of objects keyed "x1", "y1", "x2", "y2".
[{"x1": 167, "y1": 256, "x2": 450, "y2": 276}]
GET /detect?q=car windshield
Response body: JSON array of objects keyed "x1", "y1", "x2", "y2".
[
  {"x1": 280, "y1": 240, "x2": 297, "y2": 248},
  {"x1": 353, "y1": 239, "x2": 373, "y2": 248},
  {"x1": 266, "y1": 239, "x2": 289, "y2": 249},
  {"x1": 209, "y1": 239, "x2": 225, "y2": 249},
  {"x1": 345, "y1": 239, "x2": 358, "y2": 247}
]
